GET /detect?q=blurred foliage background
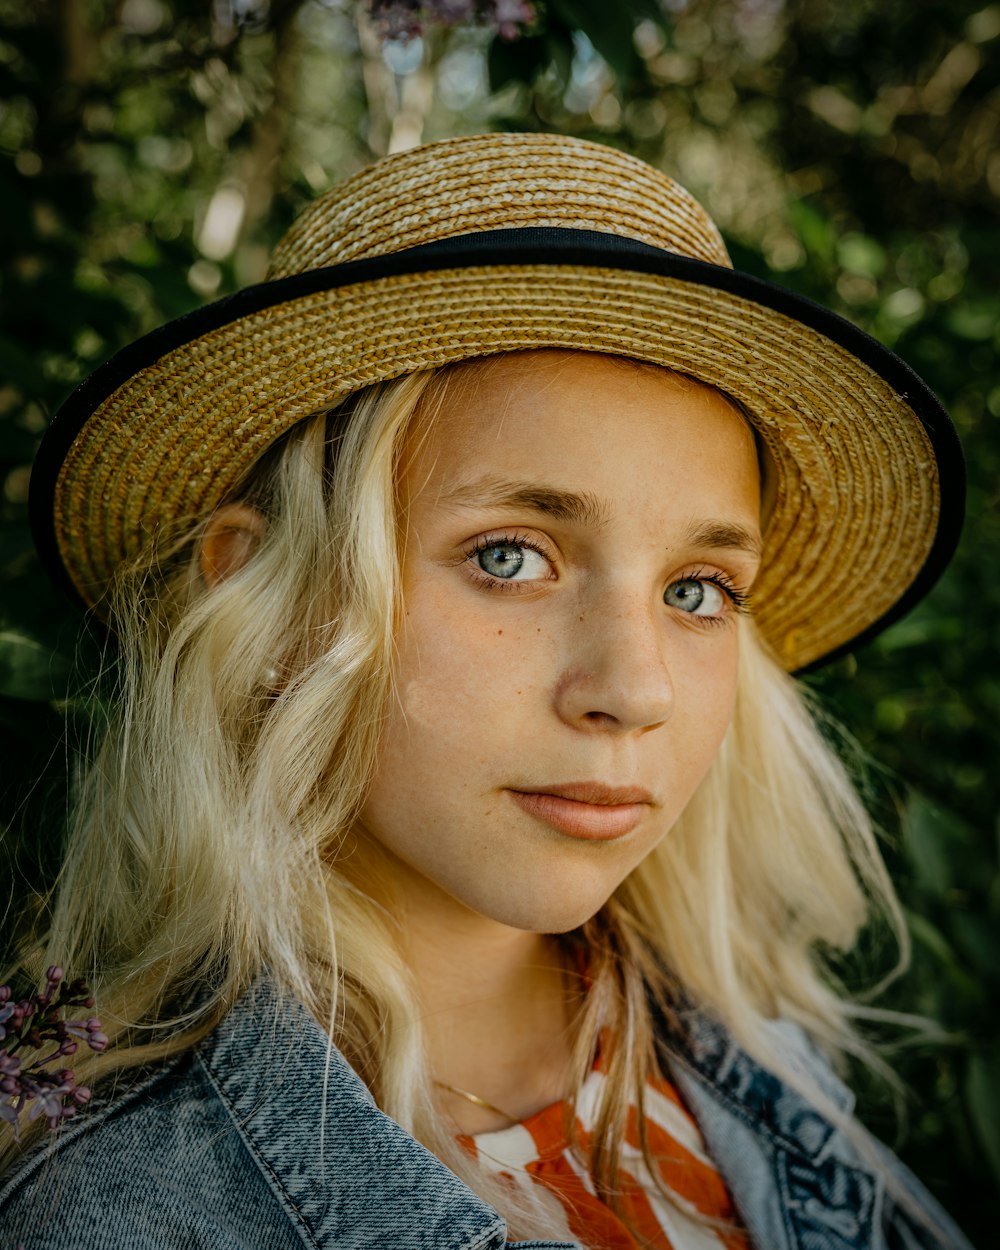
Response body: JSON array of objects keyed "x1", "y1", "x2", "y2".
[{"x1": 0, "y1": 0, "x2": 997, "y2": 1240}]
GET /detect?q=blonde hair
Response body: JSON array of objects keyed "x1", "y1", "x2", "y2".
[{"x1": 4, "y1": 358, "x2": 907, "y2": 1240}]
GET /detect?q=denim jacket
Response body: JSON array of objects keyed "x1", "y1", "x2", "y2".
[{"x1": 0, "y1": 975, "x2": 973, "y2": 1250}]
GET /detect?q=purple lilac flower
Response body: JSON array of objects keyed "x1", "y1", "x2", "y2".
[
  {"x1": 0, "y1": 966, "x2": 106, "y2": 1140},
  {"x1": 367, "y1": 0, "x2": 535, "y2": 41}
]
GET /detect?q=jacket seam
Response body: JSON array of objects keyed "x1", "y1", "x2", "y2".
[
  {"x1": 195, "y1": 1048, "x2": 322, "y2": 1250},
  {"x1": 774, "y1": 1149, "x2": 802, "y2": 1249},
  {"x1": 195, "y1": 1048, "x2": 519, "y2": 1250},
  {"x1": 668, "y1": 1048, "x2": 830, "y2": 1164},
  {"x1": 464, "y1": 1226, "x2": 505, "y2": 1250},
  {"x1": 0, "y1": 1055, "x2": 188, "y2": 1211}
]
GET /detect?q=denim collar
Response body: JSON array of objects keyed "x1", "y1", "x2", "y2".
[
  {"x1": 196, "y1": 974, "x2": 573, "y2": 1250},
  {"x1": 665, "y1": 1003, "x2": 856, "y2": 1161},
  {"x1": 200, "y1": 974, "x2": 857, "y2": 1234}
]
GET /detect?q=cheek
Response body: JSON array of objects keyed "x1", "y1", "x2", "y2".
[
  {"x1": 671, "y1": 632, "x2": 740, "y2": 772},
  {"x1": 399, "y1": 576, "x2": 552, "y2": 697},
  {"x1": 372, "y1": 592, "x2": 547, "y2": 791}
]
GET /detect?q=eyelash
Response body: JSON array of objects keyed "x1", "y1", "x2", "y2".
[
  {"x1": 465, "y1": 531, "x2": 553, "y2": 593},
  {"x1": 464, "y1": 536, "x2": 753, "y2": 623},
  {"x1": 682, "y1": 566, "x2": 753, "y2": 628}
]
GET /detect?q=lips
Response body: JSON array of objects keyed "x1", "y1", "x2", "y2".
[{"x1": 506, "y1": 782, "x2": 653, "y2": 841}]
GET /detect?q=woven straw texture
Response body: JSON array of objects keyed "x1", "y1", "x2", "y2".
[
  {"x1": 45, "y1": 134, "x2": 941, "y2": 673},
  {"x1": 268, "y1": 132, "x2": 731, "y2": 275}
]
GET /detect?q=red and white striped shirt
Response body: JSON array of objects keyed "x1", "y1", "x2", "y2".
[{"x1": 458, "y1": 1057, "x2": 747, "y2": 1250}]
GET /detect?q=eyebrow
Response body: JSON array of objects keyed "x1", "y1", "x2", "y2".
[
  {"x1": 684, "y1": 520, "x2": 763, "y2": 561},
  {"x1": 439, "y1": 475, "x2": 763, "y2": 560},
  {"x1": 439, "y1": 476, "x2": 612, "y2": 528}
]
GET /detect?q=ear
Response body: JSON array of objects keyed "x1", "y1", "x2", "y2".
[{"x1": 199, "y1": 503, "x2": 266, "y2": 589}]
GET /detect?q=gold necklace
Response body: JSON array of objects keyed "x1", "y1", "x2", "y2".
[{"x1": 433, "y1": 1079, "x2": 513, "y2": 1122}]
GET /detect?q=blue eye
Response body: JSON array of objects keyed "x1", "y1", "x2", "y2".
[
  {"x1": 664, "y1": 578, "x2": 726, "y2": 616},
  {"x1": 471, "y1": 538, "x2": 552, "y2": 583},
  {"x1": 478, "y1": 544, "x2": 526, "y2": 579}
]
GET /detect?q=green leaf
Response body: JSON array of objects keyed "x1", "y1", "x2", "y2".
[
  {"x1": 0, "y1": 521, "x2": 35, "y2": 570},
  {"x1": 903, "y1": 909, "x2": 982, "y2": 1012},
  {"x1": 787, "y1": 200, "x2": 837, "y2": 266},
  {"x1": 547, "y1": 0, "x2": 644, "y2": 84},
  {"x1": 905, "y1": 908, "x2": 961, "y2": 971},
  {"x1": 0, "y1": 332, "x2": 48, "y2": 395},
  {"x1": 0, "y1": 629, "x2": 73, "y2": 700},
  {"x1": 837, "y1": 232, "x2": 887, "y2": 278},
  {"x1": 967, "y1": 1050, "x2": 1000, "y2": 1188},
  {"x1": 0, "y1": 420, "x2": 40, "y2": 467},
  {"x1": 874, "y1": 611, "x2": 963, "y2": 653},
  {"x1": 487, "y1": 32, "x2": 550, "y2": 92},
  {"x1": 950, "y1": 911, "x2": 1000, "y2": 986},
  {"x1": 945, "y1": 302, "x2": 998, "y2": 342},
  {"x1": 902, "y1": 792, "x2": 973, "y2": 895}
]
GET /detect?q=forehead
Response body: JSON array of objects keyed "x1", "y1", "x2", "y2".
[{"x1": 401, "y1": 350, "x2": 761, "y2": 525}]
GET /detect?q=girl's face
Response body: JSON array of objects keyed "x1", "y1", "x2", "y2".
[{"x1": 357, "y1": 351, "x2": 762, "y2": 934}]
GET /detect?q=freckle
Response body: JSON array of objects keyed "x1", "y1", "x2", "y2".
[{"x1": 497, "y1": 629, "x2": 503, "y2": 636}]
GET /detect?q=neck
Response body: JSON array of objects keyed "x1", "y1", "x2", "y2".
[{"x1": 386, "y1": 852, "x2": 584, "y2": 1133}]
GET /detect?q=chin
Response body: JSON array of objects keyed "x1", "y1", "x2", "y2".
[{"x1": 460, "y1": 880, "x2": 616, "y2": 935}]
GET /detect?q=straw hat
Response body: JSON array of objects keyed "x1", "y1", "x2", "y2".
[{"x1": 30, "y1": 132, "x2": 963, "y2": 673}]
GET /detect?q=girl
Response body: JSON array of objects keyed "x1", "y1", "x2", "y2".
[{"x1": 1, "y1": 133, "x2": 972, "y2": 1249}]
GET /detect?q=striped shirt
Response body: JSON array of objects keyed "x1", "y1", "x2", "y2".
[{"x1": 458, "y1": 1059, "x2": 747, "y2": 1250}]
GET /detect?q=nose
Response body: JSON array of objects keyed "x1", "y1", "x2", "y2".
[{"x1": 553, "y1": 588, "x2": 674, "y2": 734}]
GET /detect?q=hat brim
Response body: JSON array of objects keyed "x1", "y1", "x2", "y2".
[{"x1": 29, "y1": 228, "x2": 964, "y2": 673}]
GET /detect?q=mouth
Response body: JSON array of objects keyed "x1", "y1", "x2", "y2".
[{"x1": 506, "y1": 782, "x2": 653, "y2": 841}]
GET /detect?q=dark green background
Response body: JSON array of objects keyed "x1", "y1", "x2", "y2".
[{"x1": 1, "y1": 0, "x2": 997, "y2": 1241}]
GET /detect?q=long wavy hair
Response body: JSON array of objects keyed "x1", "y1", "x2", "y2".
[{"x1": 3, "y1": 355, "x2": 907, "y2": 1240}]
